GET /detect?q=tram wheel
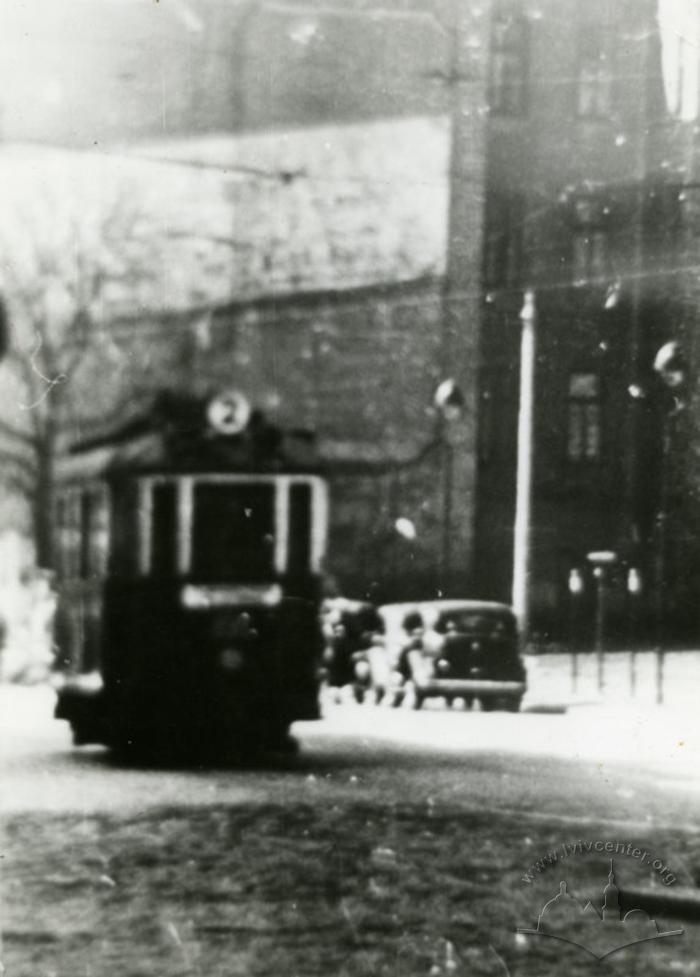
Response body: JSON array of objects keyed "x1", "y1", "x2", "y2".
[{"x1": 260, "y1": 723, "x2": 299, "y2": 756}]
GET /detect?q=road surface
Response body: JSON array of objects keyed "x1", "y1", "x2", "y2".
[
  {"x1": 1, "y1": 684, "x2": 698, "y2": 819},
  {"x1": 1, "y1": 684, "x2": 699, "y2": 976}
]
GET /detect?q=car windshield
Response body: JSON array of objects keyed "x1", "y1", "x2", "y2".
[{"x1": 433, "y1": 611, "x2": 514, "y2": 635}]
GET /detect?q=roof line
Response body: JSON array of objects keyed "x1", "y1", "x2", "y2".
[{"x1": 106, "y1": 273, "x2": 443, "y2": 329}]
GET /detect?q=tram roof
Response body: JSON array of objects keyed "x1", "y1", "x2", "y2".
[{"x1": 55, "y1": 392, "x2": 320, "y2": 482}]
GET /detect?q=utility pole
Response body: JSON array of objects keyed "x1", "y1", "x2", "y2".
[{"x1": 512, "y1": 289, "x2": 536, "y2": 644}]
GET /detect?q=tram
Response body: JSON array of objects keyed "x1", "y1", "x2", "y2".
[{"x1": 52, "y1": 389, "x2": 329, "y2": 758}]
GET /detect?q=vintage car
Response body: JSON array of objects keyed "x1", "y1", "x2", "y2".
[{"x1": 378, "y1": 600, "x2": 527, "y2": 710}]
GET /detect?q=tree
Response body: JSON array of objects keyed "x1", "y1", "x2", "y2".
[{"x1": 0, "y1": 163, "x2": 158, "y2": 569}]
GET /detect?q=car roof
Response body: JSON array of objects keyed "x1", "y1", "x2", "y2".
[
  {"x1": 322, "y1": 597, "x2": 377, "y2": 615},
  {"x1": 380, "y1": 599, "x2": 514, "y2": 615},
  {"x1": 379, "y1": 599, "x2": 515, "y2": 632}
]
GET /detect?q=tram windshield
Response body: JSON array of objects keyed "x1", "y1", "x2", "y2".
[{"x1": 191, "y1": 482, "x2": 275, "y2": 581}]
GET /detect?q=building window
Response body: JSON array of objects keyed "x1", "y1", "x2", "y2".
[
  {"x1": 567, "y1": 372, "x2": 601, "y2": 462},
  {"x1": 577, "y1": 29, "x2": 612, "y2": 117},
  {"x1": 479, "y1": 369, "x2": 516, "y2": 464},
  {"x1": 663, "y1": 32, "x2": 699, "y2": 120},
  {"x1": 644, "y1": 183, "x2": 685, "y2": 254},
  {"x1": 484, "y1": 192, "x2": 524, "y2": 287},
  {"x1": 572, "y1": 230, "x2": 609, "y2": 283},
  {"x1": 489, "y1": 6, "x2": 529, "y2": 116}
]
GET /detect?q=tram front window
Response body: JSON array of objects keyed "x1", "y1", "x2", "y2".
[{"x1": 191, "y1": 483, "x2": 275, "y2": 581}]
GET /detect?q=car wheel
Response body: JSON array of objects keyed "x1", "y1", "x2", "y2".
[
  {"x1": 70, "y1": 722, "x2": 91, "y2": 746},
  {"x1": 412, "y1": 691, "x2": 424, "y2": 710},
  {"x1": 482, "y1": 695, "x2": 522, "y2": 712},
  {"x1": 267, "y1": 730, "x2": 299, "y2": 756}
]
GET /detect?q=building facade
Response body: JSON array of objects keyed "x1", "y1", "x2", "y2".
[
  {"x1": 473, "y1": 0, "x2": 700, "y2": 639},
  {"x1": 0, "y1": 108, "x2": 487, "y2": 603},
  {"x1": 3, "y1": 0, "x2": 700, "y2": 636}
]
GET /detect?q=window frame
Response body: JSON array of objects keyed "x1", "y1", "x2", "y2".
[
  {"x1": 55, "y1": 485, "x2": 109, "y2": 581},
  {"x1": 478, "y1": 366, "x2": 517, "y2": 466},
  {"x1": 136, "y1": 474, "x2": 329, "y2": 579},
  {"x1": 566, "y1": 371, "x2": 603, "y2": 464},
  {"x1": 489, "y1": 4, "x2": 530, "y2": 117},
  {"x1": 572, "y1": 228, "x2": 610, "y2": 283},
  {"x1": 667, "y1": 33, "x2": 698, "y2": 120},
  {"x1": 576, "y1": 27, "x2": 613, "y2": 119},
  {"x1": 483, "y1": 191, "x2": 525, "y2": 288}
]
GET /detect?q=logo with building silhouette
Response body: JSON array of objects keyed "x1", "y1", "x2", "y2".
[{"x1": 517, "y1": 861, "x2": 684, "y2": 960}]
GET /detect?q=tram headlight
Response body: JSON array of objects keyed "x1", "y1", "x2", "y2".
[
  {"x1": 219, "y1": 648, "x2": 245, "y2": 672},
  {"x1": 181, "y1": 585, "x2": 211, "y2": 609}
]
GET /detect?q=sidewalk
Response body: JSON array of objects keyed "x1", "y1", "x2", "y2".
[{"x1": 524, "y1": 649, "x2": 700, "y2": 714}]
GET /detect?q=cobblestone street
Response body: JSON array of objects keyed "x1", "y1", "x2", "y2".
[{"x1": 2, "y1": 678, "x2": 699, "y2": 976}]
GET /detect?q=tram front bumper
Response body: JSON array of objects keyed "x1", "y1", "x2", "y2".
[{"x1": 54, "y1": 673, "x2": 108, "y2": 745}]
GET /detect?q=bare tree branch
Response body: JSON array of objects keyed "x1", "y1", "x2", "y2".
[
  {"x1": 0, "y1": 450, "x2": 39, "y2": 482},
  {"x1": 0, "y1": 182, "x2": 154, "y2": 567},
  {"x1": 0, "y1": 418, "x2": 39, "y2": 447}
]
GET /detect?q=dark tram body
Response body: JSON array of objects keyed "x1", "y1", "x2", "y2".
[{"x1": 52, "y1": 391, "x2": 328, "y2": 756}]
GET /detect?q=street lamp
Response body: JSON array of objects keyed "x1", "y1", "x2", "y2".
[
  {"x1": 587, "y1": 550, "x2": 618, "y2": 693},
  {"x1": 626, "y1": 566, "x2": 643, "y2": 697},
  {"x1": 568, "y1": 567, "x2": 585, "y2": 691}
]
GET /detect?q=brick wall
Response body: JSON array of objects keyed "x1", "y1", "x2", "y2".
[{"x1": 68, "y1": 279, "x2": 480, "y2": 601}]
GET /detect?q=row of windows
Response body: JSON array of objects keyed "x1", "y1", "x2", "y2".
[
  {"x1": 54, "y1": 489, "x2": 109, "y2": 581},
  {"x1": 483, "y1": 191, "x2": 686, "y2": 288},
  {"x1": 54, "y1": 477, "x2": 324, "y2": 583},
  {"x1": 480, "y1": 371, "x2": 602, "y2": 465},
  {"x1": 484, "y1": 223, "x2": 614, "y2": 288},
  {"x1": 489, "y1": 9, "x2": 693, "y2": 121},
  {"x1": 490, "y1": 13, "x2": 615, "y2": 119}
]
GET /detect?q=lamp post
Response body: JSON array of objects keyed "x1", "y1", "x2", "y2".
[
  {"x1": 568, "y1": 567, "x2": 585, "y2": 692},
  {"x1": 0, "y1": 296, "x2": 7, "y2": 361},
  {"x1": 652, "y1": 408, "x2": 674, "y2": 706},
  {"x1": 627, "y1": 566, "x2": 642, "y2": 697},
  {"x1": 512, "y1": 290, "x2": 536, "y2": 646},
  {"x1": 434, "y1": 379, "x2": 465, "y2": 595},
  {"x1": 651, "y1": 340, "x2": 687, "y2": 706},
  {"x1": 587, "y1": 550, "x2": 617, "y2": 693}
]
